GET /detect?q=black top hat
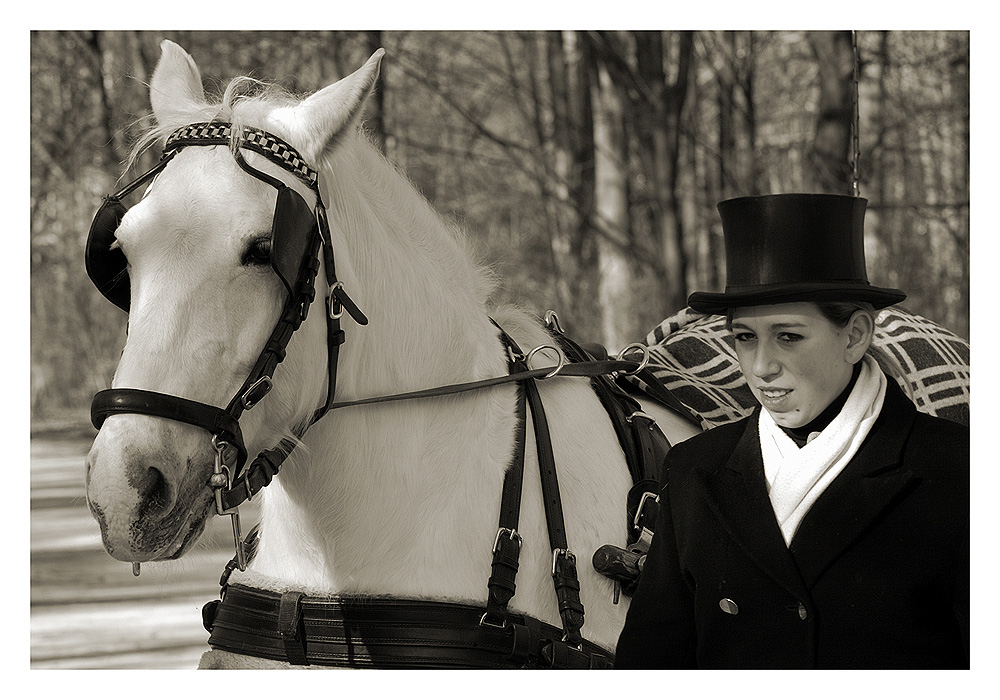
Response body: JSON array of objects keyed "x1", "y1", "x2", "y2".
[{"x1": 687, "y1": 193, "x2": 906, "y2": 315}]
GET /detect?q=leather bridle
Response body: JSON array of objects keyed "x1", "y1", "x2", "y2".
[{"x1": 87, "y1": 122, "x2": 368, "y2": 568}]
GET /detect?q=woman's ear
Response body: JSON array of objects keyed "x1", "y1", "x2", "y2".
[{"x1": 845, "y1": 310, "x2": 875, "y2": 364}]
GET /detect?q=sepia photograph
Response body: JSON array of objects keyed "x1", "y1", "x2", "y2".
[{"x1": 26, "y1": 17, "x2": 980, "y2": 688}]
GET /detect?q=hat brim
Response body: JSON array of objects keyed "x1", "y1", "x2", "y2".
[{"x1": 687, "y1": 283, "x2": 907, "y2": 315}]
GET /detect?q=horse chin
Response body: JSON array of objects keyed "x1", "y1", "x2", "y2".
[{"x1": 137, "y1": 493, "x2": 215, "y2": 562}]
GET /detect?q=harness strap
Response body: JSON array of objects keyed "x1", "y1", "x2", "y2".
[
  {"x1": 204, "y1": 584, "x2": 613, "y2": 669},
  {"x1": 482, "y1": 331, "x2": 528, "y2": 629},
  {"x1": 483, "y1": 319, "x2": 586, "y2": 645},
  {"x1": 523, "y1": 376, "x2": 586, "y2": 646},
  {"x1": 277, "y1": 591, "x2": 309, "y2": 666},
  {"x1": 219, "y1": 439, "x2": 297, "y2": 512},
  {"x1": 547, "y1": 326, "x2": 679, "y2": 544},
  {"x1": 92, "y1": 388, "x2": 247, "y2": 466}
]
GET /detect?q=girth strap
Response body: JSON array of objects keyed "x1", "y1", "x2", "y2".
[{"x1": 204, "y1": 584, "x2": 613, "y2": 669}]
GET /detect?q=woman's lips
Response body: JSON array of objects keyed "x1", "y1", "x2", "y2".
[{"x1": 758, "y1": 387, "x2": 792, "y2": 408}]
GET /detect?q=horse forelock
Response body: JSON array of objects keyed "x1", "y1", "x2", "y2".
[{"x1": 126, "y1": 77, "x2": 301, "y2": 175}]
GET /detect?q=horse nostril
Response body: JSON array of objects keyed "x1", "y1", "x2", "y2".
[{"x1": 130, "y1": 466, "x2": 174, "y2": 517}]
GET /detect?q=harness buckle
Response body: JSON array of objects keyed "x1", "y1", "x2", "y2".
[
  {"x1": 551, "y1": 548, "x2": 576, "y2": 576},
  {"x1": 328, "y1": 281, "x2": 345, "y2": 320},
  {"x1": 626, "y1": 410, "x2": 654, "y2": 424},
  {"x1": 241, "y1": 376, "x2": 273, "y2": 410},
  {"x1": 632, "y1": 491, "x2": 659, "y2": 532},
  {"x1": 328, "y1": 281, "x2": 369, "y2": 325},
  {"x1": 492, "y1": 527, "x2": 523, "y2": 555},
  {"x1": 479, "y1": 612, "x2": 509, "y2": 629}
]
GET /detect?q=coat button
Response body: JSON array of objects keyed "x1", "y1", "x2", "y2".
[
  {"x1": 719, "y1": 598, "x2": 739, "y2": 615},
  {"x1": 798, "y1": 603, "x2": 808, "y2": 620}
]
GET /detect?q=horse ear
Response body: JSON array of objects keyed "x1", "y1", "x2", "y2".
[
  {"x1": 149, "y1": 40, "x2": 208, "y2": 128},
  {"x1": 282, "y1": 49, "x2": 385, "y2": 160}
]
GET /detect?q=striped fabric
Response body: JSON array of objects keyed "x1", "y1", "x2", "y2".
[{"x1": 625, "y1": 307, "x2": 970, "y2": 429}]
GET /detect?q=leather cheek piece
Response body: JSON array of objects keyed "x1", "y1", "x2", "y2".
[{"x1": 86, "y1": 197, "x2": 131, "y2": 311}]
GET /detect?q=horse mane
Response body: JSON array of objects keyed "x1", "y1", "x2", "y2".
[{"x1": 319, "y1": 135, "x2": 500, "y2": 309}]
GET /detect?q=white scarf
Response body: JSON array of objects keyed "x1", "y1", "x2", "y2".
[{"x1": 759, "y1": 354, "x2": 887, "y2": 546}]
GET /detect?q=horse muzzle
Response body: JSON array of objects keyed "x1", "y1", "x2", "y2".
[{"x1": 86, "y1": 414, "x2": 217, "y2": 562}]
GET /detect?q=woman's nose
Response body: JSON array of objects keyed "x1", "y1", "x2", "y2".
[{"x1": 751, "y1": 346, "x2": 781, "y2": 380}]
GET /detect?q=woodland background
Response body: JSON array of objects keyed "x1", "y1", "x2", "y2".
[{"x1": 29, "y1": 30, "x2": 969, "y2": 423}]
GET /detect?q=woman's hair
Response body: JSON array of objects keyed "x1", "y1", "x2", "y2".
[
  {"x1": 724, "y1": 300, "x2": 875, "y2": 330},
  {"x1": 724, "y1": 300, "x2": 912, "y2": 396},
  {"x1": 813, "y1": 300, "x2": 876, "y2": 328}
]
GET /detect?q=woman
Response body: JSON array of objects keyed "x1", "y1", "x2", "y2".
[{"x1": 615, "y1": 194, "x2": 969, "y2": 669}]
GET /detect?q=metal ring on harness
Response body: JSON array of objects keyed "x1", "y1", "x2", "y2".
[
  {"x1": 616, "y1": 343, "x2": 650, "y2": 375},
  {"x1": 525, "y1": 344, "x2": 566, "y2": 379}
]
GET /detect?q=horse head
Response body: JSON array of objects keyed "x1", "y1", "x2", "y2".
[{"x1": 85, "y1": 41, "x2": 383, "y2": 565}]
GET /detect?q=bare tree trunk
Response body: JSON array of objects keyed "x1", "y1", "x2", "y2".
[
  {"x1": 539, "y1": 30, "x2": 602, "y2": 337},
  {"x1": 566, "y1": 32, "x2": 598, "y2": 287},
  {"x1": 591, "y1": 49, "x2": 632, "y2": 350},
  {"x1": 634, "y1": 31, "x2": 694, "y2": 316},
  {"x1": 806, "y1": 30, "x2": 854, "y2": 193},
  {"x1": 540, "y1": 32, "x2": 577, "y2": 321}
]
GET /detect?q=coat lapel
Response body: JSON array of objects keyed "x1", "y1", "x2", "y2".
[
  {"x1": 692, "y1": 412, "x2": 809, "y2": 600},
  {"x1": 788, "y1": 381, "x2": 919, "y2": 585}
]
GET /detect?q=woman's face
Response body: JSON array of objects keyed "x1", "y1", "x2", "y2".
[{"x1": 730, "y1": 302, "x2": 862, "y2": 429}]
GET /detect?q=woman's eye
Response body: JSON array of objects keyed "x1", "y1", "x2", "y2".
[
  {"x1": 778, "y1": 333, "x2": 803, "y2": 342},
  {"x1": 242, "y1": 238, "x2": 271, "y2": 266},
  {"x1": 734, "y1": 332, "x2": 755, "y2": 343}
]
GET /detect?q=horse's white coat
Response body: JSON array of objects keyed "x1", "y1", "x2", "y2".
[{"x1": 84, "y1": 41, "x2": 701, "y2": 668}]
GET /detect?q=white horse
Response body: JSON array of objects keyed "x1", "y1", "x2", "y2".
[{"x1": 84, "y1": 41, "x2": 701, "y2": 669}]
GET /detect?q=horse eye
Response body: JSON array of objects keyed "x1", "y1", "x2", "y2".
[{"x1": 242, "y1": 238, "x2": 272, "y2": 266}]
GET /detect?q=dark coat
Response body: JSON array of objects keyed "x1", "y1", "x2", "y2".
[{"x1": 615, "y1": 379, "x2": 969, "y2": 669}]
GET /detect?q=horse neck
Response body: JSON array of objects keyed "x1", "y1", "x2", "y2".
[
  {"x1": 241, "y1": 135, "x2": 519, "y2": 597},
  {"x1": 324, "y1": 136, "x2": 499, "y2": 397}
]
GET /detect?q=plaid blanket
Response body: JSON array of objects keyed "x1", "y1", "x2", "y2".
[{"x1": 625, "y1": 307, "x2": 970, "y2": 429}]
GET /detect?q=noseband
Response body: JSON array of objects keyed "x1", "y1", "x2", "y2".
[{"x1": 87, "y1": 122, "x2": 367, "y2": 568}]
